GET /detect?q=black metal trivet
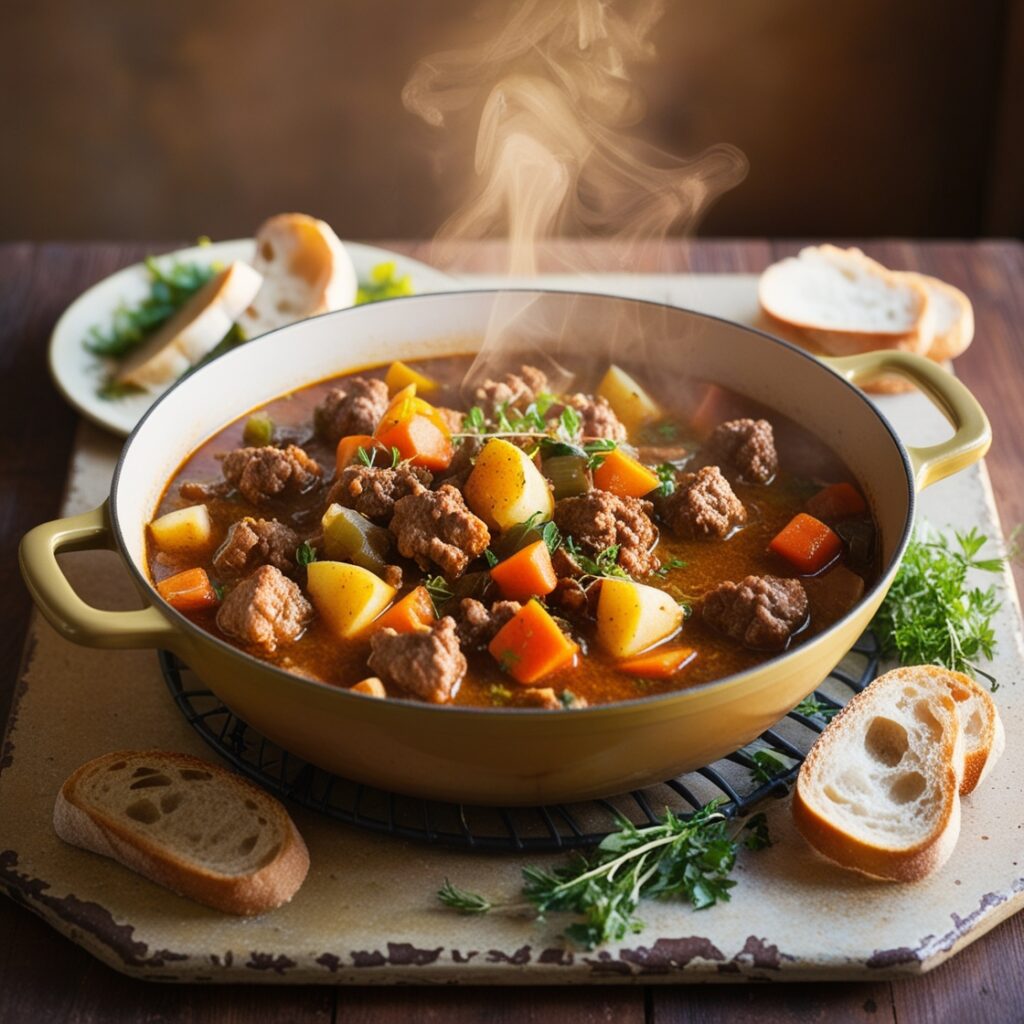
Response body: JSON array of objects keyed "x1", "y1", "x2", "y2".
[{"x1": 160, "y1": 632, "x2": 880, "y2": 852}]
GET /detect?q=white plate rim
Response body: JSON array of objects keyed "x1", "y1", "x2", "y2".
[{"x1": 49, "y1": 239, "x2": 457, "y2": 437}]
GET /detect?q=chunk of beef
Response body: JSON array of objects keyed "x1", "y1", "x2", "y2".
[
  {"x1": 212, "y1": 517, "x2": 299, "y2": 579},
  {"x1": 216, "y1": 565, "x2": 313, "y2": 654},
  {"x1": 455, "y1": 598, "x2": 522, "y2": 649},
  {"x1": 474, "y1": 364, "x2": 548, "y2": 415},
  {"x1": 381, "y1": 564, "x2": 403, "y2": 590},
  {"x1": 326, "y1": 463, "x2": 432, "y2": 522},
  {"x1": 564, "y1": 393, "x2": 628, "y2": 441},
  {"x1": 390, "y1": 484, "x2": 490, "y2": 577},
  {"x1": 705, "y1": 418, "x2": 778, "y2": 484},
  {"x1": 220, "y1": 445, "x2": 322, "y2": 507},
  {"x1": 437, "y1": 435, "x2": 481, "y2": 489},
  {"x1": 553, "y1": 491, "x2": 660, "y2": 577},
  {"x1": 660, "y1": 465, "x2": 746, "y2": 540},
  {"x1": 550, "y1": 546, "x2": 583, "y2": 579},
  {"x1": 701, "y1": 574, "x2": 808, "y2": 651},
  {"x1": 516, "y1": 687, "x2": 590, "y2": 710},
  {"x1": 313, "y1": 376, "x2": 390, "y2": 444},
  {"x1": 367, "y1": 616, "x2": 466, "y2": 704},
  {"x1": 179, "y1": 479, "x2": 228, "y2": 502},
  {"x1": 548, "y1": 576, "x2": 589, "y2": 616}
]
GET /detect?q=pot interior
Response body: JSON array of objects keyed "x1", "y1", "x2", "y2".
[{"x1": 113, "y1": 290, "x2": 913, "y2": 583}]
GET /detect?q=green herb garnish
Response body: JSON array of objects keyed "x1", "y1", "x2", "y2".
[
  {"x1": 541, "y1": 520, "x2": 562, "y2": 555},
  {"x1": 243, "y1": 411, "x2": 275, "y2": 447},
  {"x1": 583, "y1": 438, "x2": 617, "y2": 469},
  {"x1": 744, "y1": 747, "x2": 796, "y2": 785},
  {"x1": 424, "y1": 575, "x2": 454, "y2": 614},
  {"x1": 484, "y1": 548, "x2": 500, "y2": 568},
  {"x1": 871, "y1": 525, "x2": 1003, "y2": 689},
  {"x1": 793, "y1": 696, "x2": 840, "y2": 722},
  {"x1": 558, "y1": 405, "x2": 583, "y2": 441},
  {"x1": 438, "y1": 801, "x2": 768, "y2": 948},
  {"x1": 652, "y1": 558, "x2": 685, "y2": 579},
  {"x1": 295, "y1": 541, "x2": 318, "y2": 566},
  {"x1": 356, "y1": 261, "x2": 414, "y2": 304},
  {"x1": 655, "y1": 462, "x2": 677, "y2": 498},
  {"x1": 565, "y1": 536, "x2": 630, "y2": 579}
]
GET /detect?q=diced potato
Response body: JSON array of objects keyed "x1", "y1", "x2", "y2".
[
  {"x1": 148, "y1": 504, "x2": 213, "y2": 553},
  {"x1": 463, "y1": 438, "x2": 554, "y2": 532},
  {"x1": 321, "y1": 503, "x2": 390, "y2": 573},
  {"x1": 385, "y1": 360, "x2": 438, "y2": 396},
  {"x1": 306, "y1": 561, "x2": 396, "y2": 639},
  {"x1": 597, "y1": 365, "x2": 662, "y2": 434},
  {"x1": 596, "y1": 577, "x2": 683, "y2": 658},
  {"x1": 351, "y1": 676, "x2": 387, "y2": 697}
]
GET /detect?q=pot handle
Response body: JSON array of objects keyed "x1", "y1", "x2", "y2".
[
  {"x1": 19, "y1": 502, "x2": 181, "y2": 650},
  {"x1": 822, "y1": 351, "x2": 991, "y2": 490}
]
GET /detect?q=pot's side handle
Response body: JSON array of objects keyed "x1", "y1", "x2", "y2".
[
  {"x1": 19, "y1": 502, "x2": 180, "y2": 650},
  {"x1": 822, "y1": 351, "x2": 992, "y2": 490}
]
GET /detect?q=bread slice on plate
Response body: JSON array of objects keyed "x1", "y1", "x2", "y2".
[
  {"x1": 116, "y1": 261, "x2": 262, "y2": 392},
  {"x1": 240, "y1": 213, "x2": 358, "y2": 338},
  {"x1": 54, "y1": 750, "x2": 309, "y2": 915},
  {"x1": 759, "y1": 245, "x2": 934, "y2": 357},
  {"x1": 792, "y1": 666, "x2": 966, "y2": 882},
  {"x1": 897, "y1": 273, "x2": 974, "y2": 362}
]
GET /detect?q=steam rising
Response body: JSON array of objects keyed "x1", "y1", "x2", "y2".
[{"x1": 403, "y1": 0, "x2": 748, "y2": 274}]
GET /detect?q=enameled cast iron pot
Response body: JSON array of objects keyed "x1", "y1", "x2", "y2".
[{"x1": 20, "y1": 290, "x2": 990, "y2": 805}]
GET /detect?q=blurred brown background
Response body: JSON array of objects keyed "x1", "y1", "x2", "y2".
[{"x1": 2, "y1": 0, "x2": 1021, "y2": 241}]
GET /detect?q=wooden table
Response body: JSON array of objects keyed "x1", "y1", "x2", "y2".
[{"x1": 2, "y1": 239, "x2": 1022, "y2": 1023}]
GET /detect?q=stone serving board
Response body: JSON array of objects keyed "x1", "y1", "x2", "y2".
[{"x1": 1, "y1": 275, "x2": 1022, "y2": 984}]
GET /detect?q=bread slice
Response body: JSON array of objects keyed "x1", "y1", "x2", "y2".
[
  {"x1": 898, "y1": 273, "x2": 974, "y2": 362},
  {"x1": 759, "y1": 245, "x2": 934, "y2": 357},
  {"x1": 54, "y1": 750, "x2": 309, "y2": 915},
  {"x1": 792, "y1": 667, "x2": 965, "y2": 882},
  {"x1": 239, "y1": 213, "x2": 358, "y2": 338},
  {"x1": 116, "y1": 261, "x2": 262, "y2": 392}
]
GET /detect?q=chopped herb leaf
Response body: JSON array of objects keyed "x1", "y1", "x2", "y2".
[
  {"x1": 558, "y1": 405, "x2": 583, "y2": 441},
  {"x1": 295, "y1": 541, "x2": 318, "y2": 566},
  {"x1": 560, "y1": 689, "x2": 580, "y2": 708},
  {"x1": 488, "y1": 683, "x2": 513, "y2": 705},
  {"x1": 655, "y1": 462, "x2": 677, "y2": 498},
  {"x1": 793, "y1": 696, "x2": 841, "y2": 722},
  {"x1": 565, "y1": 536, "x2": 630, "y2": 580},
  {"x1": 211, "y1": 581, "x2": 225, "y2": 602},
  {"x1": 584, "y1": 438, "x2": 618, "y2": 470},
  {"x1": 356, "y1": 446, "x2": 377, "y2": 468},
  {"x1": 541, "y1": 520, "x2": 563, "y2": 555},
  {"x1": 390, "y1": 446, "x2": 402, "y2": 468},
  {"x1": 652, "y1": 558, "x2": 686, "y2": 579},
  {"x1": 463, "y1": 406, "x2": 487, "y2": 433},
  {"x1": 437, "y1": 879, "x2": 491, "y2": 915},
  {"x1": 356, "y1": 261, "x2": 415, "y2": 304},
  {"x1": 742, "y1": 813, "x2": 772, "y2": 851},
  {"x1": 424, "y1": 575, "x2": 454, "y2": 614},
  {"x1": 744, "y1": 747, "x2": 795, "y2": 785},
  {"x1": 484, "y1": 548, "x2": 500, "y2": 568}
]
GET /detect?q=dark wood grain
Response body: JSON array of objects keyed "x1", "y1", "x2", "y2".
[{"x1": 0, "y1": 240, "x2": 1021, "y2": 1024}]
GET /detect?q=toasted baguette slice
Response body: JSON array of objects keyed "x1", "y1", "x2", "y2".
[
  {"x1": 759, "y1": 245, "x2": 934, "y2": 357},
  {"x1": 792, "y1": 667, "x2": 965, "y2": 882},
  {"x1": 54, "y1": 750, "x2": 309, "y2": 915},
  {"x1": 116, "y1": 261, "x2": 262, "y2": 392},
  {"x1": 240, "y1": 213, "x2": 357, "y2": 338}
]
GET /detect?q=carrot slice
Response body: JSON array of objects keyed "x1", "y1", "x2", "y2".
[
  {"x1": 592, "y1": 448, "x2": 660, "y2": 498},
  {"x1": 376, "y1": 414, "x2": 453, "y2": 471},
  {"x1": 370, "y1": 586, "x2": 436, "y2": 634},
  {"x1": 769, "y1": 513, "x2": 843, "y2": 575},
  {"x1": 335, "y1": 434, "x2": 388, "y2": 472},
  {"x1": 156, "y1": 567, "x2": 219, "y2": 612},
  {"x1": 490, "y1": 540, "x2": 558, "y2": 601},
  {"x1": 805, "y1": 482, "x2": 867, "y2": 522},
  {"x1": 488, "y1": 599, "x2": 579, "y2": 685},
  {"x1": 618, "y1": 646, "x2": 696, "y2": 679}
]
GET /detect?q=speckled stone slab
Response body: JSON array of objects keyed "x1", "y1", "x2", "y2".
[{"x1": 2, "y1": 276, "x2": 1022, "y2": 984}]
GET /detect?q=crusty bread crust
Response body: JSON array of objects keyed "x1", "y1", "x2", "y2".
[
  {"x1": 53, "y1": 750, "x2": 309, "y2": 916},
  {"x1": 896, "y1": 272, "x2": 974, "y2": 362},
  {"x1": 792, "y1": 668, "x2": 965, "y2": 883}
]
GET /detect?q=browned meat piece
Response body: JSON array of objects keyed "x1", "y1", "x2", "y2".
[
  {"x1": 381, "y1": 564, "x2": 403, "y2": 590},
  {"x1": 215, "y1": 565, "x2": 313, "y2": 654},
  {"x1": 701, "y1": 574, "x2": 808, "y2": 651},
  {"x1": 367, "y1": 616, "x2": 467, "y2": 704},
  {"x1": 212, "y1": 517, "x2": 299, "y2": 579},
  {"x1": 436, "y1": 407, "x2": 465, "y2": 434},
  {"x1": 705, "y1": 418, "x2": 778, "y2": 484},
  {"x1": 179, "y1": 480, "x2": 228, "y2": 502},
  {"x1": 455, "y1": 598, "x2": 522, "y2": 649},
  {"x1": 474, "y1": 364, "x2": 548, "y2": 415},
  {"x1": 550, "y1": 546, "x2": 583, "y2": 579},
  {"x1": 554, "y1": 491, "x2": 660, "y2": 577},
  {"x1": 564, "y1": 393, "x2": 628, "y2": 441},
  {"x1": 220, "y1": 445, "x2": 322, "y2": 507},
  {"x1": 313, "y1": 376, "x2": 390, "y2": 444},
  {"x1": 548, "y1": 576, "x2": 589, "y2": 616},
  {"x1": 517, "y1": 687, "x2": 562, "y2": 710},
  {"x1": 326, "y1": 463, "x2": 432, "y2": 522},
  {"x1": 390, "y1": 484, "x2": 491, "y2": 577},
  {"x1": 660, "y1": 465, "x2": 746, "y2": 540},
  {"x1": 437, "y1": 435, "x2": 481, "y2": 488}
]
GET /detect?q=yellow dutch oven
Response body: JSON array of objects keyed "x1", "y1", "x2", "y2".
[{"x1": 19, "y1": 291, "x2": 990, "y2": 805}]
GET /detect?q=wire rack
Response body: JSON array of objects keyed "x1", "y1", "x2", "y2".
[{"x1": 160, "y1": 631, "x2": 880, "y2": 852}]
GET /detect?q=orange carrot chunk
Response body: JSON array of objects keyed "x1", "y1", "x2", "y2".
[
  {"x1": 376, "y1": 414, "x2": 453, "y2": 471},
  {"x1": 488, "y1": 599, "x2": 579, "y2": 685},
  {"x1": 489, "y1": 540, "x2": 558, "y2": 601},
  {"x1": 592, "y1": 448, "x2": 660, "y2": 499},
  {"x1": 156, "y1": 567, "x2": 219, "y2": 612},
  {"x1": 335, "y1": 434, "x2": 388, "y2": 472},
  {"x1": 769, "y1": 513, "x2": 844, "y2": 575},
  {"x1": 805, "y1": 482, "x2": 867, "y2": 522},
  {"x1": 370, "y1": 586, "x2": 436, "y2": 634},
  {"x1": 618, "y1": 646, "x2": 697, "y2": 679}
]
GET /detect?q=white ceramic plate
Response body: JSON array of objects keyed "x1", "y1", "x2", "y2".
[{"x1": 49, "y1": 239, "x2": 457, "y2": 436}]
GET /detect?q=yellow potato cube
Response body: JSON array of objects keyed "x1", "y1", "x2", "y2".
[
  {"x1": 596, "y1": 577, "x2": 683, "y2": 658},
  {"x1": 385, "y1": 360, "x2": 438, "y2": 396},
  {"x1": 148, "y1": 504, "x2": 213, "y2": 553},
  {"x1": 597, "y1": 365, "x2": 662, "y2": 434},
  {"x1": 306, "y1": 561, "x2": 396, "y2": 639},
  {"x1": 463, "y1": 438, "x2": 554, "y2": 532}
]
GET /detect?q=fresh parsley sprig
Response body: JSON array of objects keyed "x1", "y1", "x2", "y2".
[
  {"x1": 871, "y1": 525, "x2": 1003, "y2": 689},
  {"x1": 565, "y1": 536, "x2": 630, "y2": 579},
  {"x1": 438, "y1": 802, "x2": 770, "y2": 949},
  {"x1": 792, "y1": 696, "x2": 841, "y2": 722}
]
